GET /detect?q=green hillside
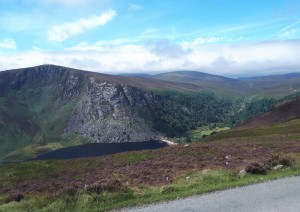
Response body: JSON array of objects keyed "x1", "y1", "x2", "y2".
[{"x1": 0, "y1": 65, "x2": 299, "y2": 162}]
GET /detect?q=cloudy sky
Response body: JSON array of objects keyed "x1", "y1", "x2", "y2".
[{"x1": 0, "y1": 0, "x2": 300, "y2": 77}]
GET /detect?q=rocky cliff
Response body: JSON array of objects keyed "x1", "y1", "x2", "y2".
[
  {"x1": 3, "y1": 65, "x2": 157, "y2": 144},
  {"x1": 64, "y1": 78, "x2": 156, "y2": 143}
]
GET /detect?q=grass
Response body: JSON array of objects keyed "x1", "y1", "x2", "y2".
[
  {"x1": 207, "y1": 119, "x2": 300, "y2": 142},
  {"x1": 0, "y1": 165, "x2": 299, "y2": 212},
  {"x1": 188, "y1": 126, "x2": 230, "y2": 141}
]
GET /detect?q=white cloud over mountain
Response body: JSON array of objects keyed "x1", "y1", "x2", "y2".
[
  {"x1": 0, "y1": 39, "x2": 299, "y2": 77},
  {"x1": 47, "y1": 10, "x2": 117, "y2": 42}
]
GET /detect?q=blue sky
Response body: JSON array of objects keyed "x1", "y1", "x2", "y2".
[{"x1": 0, "y1": 0, "x2": 300, "y2": 76}]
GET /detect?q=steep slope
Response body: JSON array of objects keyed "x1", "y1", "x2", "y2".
[{"x1": 234, "y1": 98, "x2": 300, "y2": 130}]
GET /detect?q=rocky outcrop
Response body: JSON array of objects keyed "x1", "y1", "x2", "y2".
[
  {"x1": 64, "y1": 77, "x2": 156, "y2": 143},
  {"x1": 11, "y1": 65, "x2": 84, "y2": 102},
  {"x1": 5, "y1": 65, "x2": 158, "y2": 143}
]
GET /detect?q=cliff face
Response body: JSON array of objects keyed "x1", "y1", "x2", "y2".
[
  {"x1": 64, "y1": 77, "x2": 156, "y2": 143},
  {"x1": 2, "y1": 65, "x2": 157, "y2": 144}
]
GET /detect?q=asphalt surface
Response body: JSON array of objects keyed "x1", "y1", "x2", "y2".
[{"x1": 123, "y1": 176, "x2": 300, "y2": 212}]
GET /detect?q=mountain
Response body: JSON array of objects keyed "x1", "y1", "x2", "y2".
[
  {"x1": 234, "y1": 98, "x2": 300, "y2": 130},
  {"x1": 152, "y1": 71, "x2": 251, "y2": 95},
  {"x1": 153, "y1": 70, "x2": 300, "y2": 97},
  {"x1": 240, "y1": 73, "x2": 300, "y2": 97},
  {"x1": 0, "y1": 65, "x2": 239, "y2": 162},
  {"x1": 1, "y1": 65, "x2": 300, "y2": 162}
]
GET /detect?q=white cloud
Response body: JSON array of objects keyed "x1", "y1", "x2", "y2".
[
  {"x1": 47, "y1": 9, "x2": 116, "y2": 42},
  {"x1": 181, "y1": 37, "x2": 225, "y2": 48},
  {"x1": 0, "y1": 39, "x2": 300, "y2": 77},
  {"x1": 274, "y1": 19, "x2": 300, "y2": 38},
  {"x1": 0, "y1": 38, "x2": 17, "y2": 49},
  {"x1": 147, "y1": 39, "x2": 191, "y2": 58}
]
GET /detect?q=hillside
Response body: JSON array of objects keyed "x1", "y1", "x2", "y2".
[
  {"x1": 240, "y1": 73, "x2": 300, "y2": 97},
  {"x1": 152, "y1": 71, "x2": 251, "y2": 95},
  {"x1": 0, "y1": 65, "x2": 241, "y2": 162},
  {"x1": 153, "y1": 71, "x2": 300, "y2": 97},
  {"x1": 0, "y1": 116, "x2": 299, "y2": 211},
  {"x1": 234, "y1": 98, "x2": 300, "y2": 130},
  {"x1": 1, "y1": 65, "x2": 300, "y2": 162}
]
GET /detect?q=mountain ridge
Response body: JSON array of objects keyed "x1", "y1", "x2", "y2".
[{"x1": 1, "y1": 64, "x2": 300, "y2": 162}]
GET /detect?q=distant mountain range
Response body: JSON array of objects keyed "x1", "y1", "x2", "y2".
[
  {"x1": 1, "y1": 64, "x2": 300, "y2": 162},
  {"x1": 118, "y1": 70, "x2": 300, "y2": 97}
]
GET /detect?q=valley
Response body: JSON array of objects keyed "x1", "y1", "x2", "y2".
[
  {"x1": 0, "y1": 65, "x2": 300, "y2": 211},
  {"x1": 1, "y1": 1, "x2": 300, "y2": 211},
  {"x1": 1, "y1": 65, "x2": 299, "y2": 162}
]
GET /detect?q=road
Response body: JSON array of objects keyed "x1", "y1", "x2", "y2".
[{"x1": 123, "y1": 176, "x2": 300, "y2": 212}]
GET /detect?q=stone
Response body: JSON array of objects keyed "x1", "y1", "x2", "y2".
[
  {"x1": 273, "y1": 164, "x2": 284, "y2": 170},
  {"x1": 239, "y1": 169, "x2": 246, "y2": 177}
]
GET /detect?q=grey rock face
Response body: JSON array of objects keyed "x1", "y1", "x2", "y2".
[
  {"x1": 64, "y1": 77, "x2": 156, "y2": 143},
  {"x1": 7, "y1": 65, "x2": 158, "y2": 143}
]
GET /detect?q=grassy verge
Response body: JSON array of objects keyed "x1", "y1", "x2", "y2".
[{"x1": 0, "y1": 164, "x2": 299, "y2": 212}]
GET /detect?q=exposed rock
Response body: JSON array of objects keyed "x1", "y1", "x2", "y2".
[
  {"x1": 239, "y1": 169, "x2": 246, "y2": 177},
  {"x1": 273, "y1": 164, "x2": 284, "y2": 170},
  {"x1": 64, "y1": 77, "x2": 155, "y2": 143}
]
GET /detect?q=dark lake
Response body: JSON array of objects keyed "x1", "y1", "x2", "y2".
[{"x1": 33, "y1": 140, "x2": 168, "y2": 160}]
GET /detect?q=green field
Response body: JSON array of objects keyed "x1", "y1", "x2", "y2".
[{"x1": 188, "y1": 126, "x2": 230, "y2": 141}]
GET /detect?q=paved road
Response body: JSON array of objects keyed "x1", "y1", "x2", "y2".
[{"x1": 123, "y1": 176, "x2": 300, "y2": 212}]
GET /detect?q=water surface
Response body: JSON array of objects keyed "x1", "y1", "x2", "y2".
[{"x1": 34, "y1": 140, "x2": 168, "y2": 160}]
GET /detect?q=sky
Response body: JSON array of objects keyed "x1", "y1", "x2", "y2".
[{"x1": 0, "y1": 0, "x2": 300, "y2": 77}]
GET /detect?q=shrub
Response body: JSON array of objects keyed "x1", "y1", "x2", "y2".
[
  {"x1": 245, "y1": 163, "x2": 267, "y2": 175},
  {"x1": 5, "y1": 192, "x2": 24, "y2": 203},
  {"x1": 267, "y1": 154, "x2": 295, "y2": 167},
  {"x1": 48, "y1": 186, "x2": 77, "y2": 200},
  {"x1": 85, "y1": 179, "x2": 128, "y2": 194},
  {"x1": 278, "y1": 156, "x2": 295, "y2": 167}
]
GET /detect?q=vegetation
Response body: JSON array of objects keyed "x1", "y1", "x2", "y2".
[
  {"x1": 150, "y1": 91, "x2": 233, "y2": 137},
  {"x1": 0, "y1": 117, "x2": 299, "y2": 211},
  {"x1": 2, "y1": 66, "x2": 295, "y2": 162},
  {"x1": 1, "y1": 167, "x2": 299, "y2": 212}
]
